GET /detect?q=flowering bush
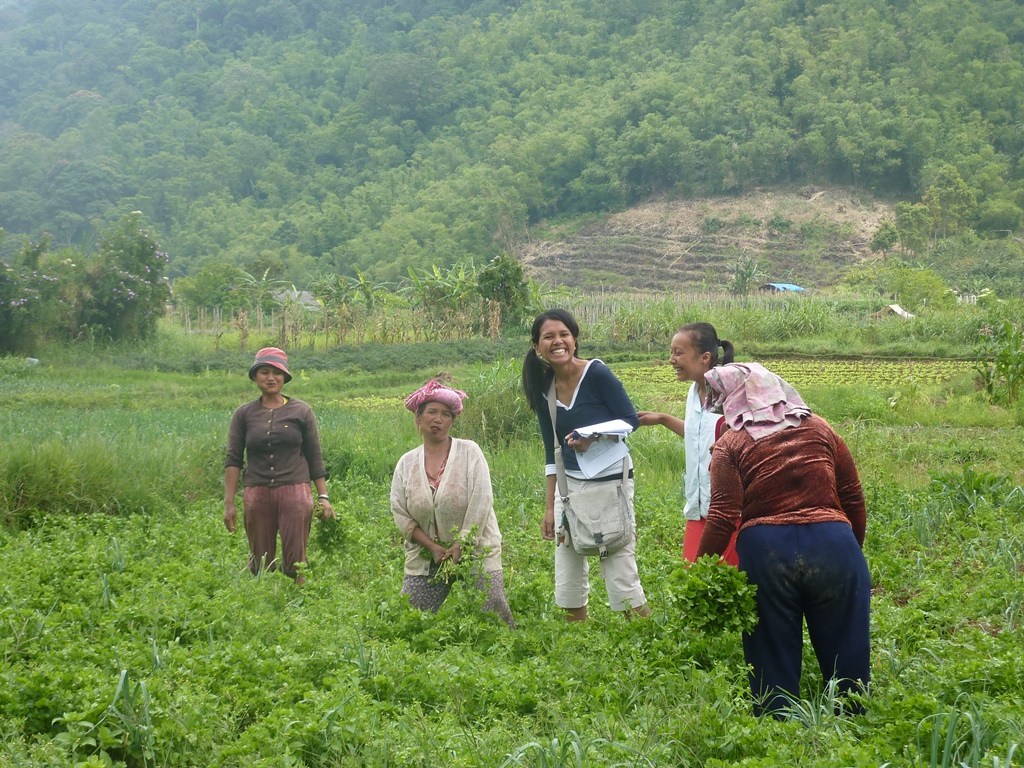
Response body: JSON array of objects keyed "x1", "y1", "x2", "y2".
[
  {"x1": 0, "y1": 237, "x2": 62, "y2": 354},
  {"x1": 0, "y1": 213, "x2": 170, "y2": 352},
  {"x1": 77, "y1": 212, "x2": 170, "y2": 341}
]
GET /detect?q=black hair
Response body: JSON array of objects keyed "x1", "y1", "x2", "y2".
[
  {"x1": 521, "y1": 308, "x2": 580, "y2": 412},
  {"x1": 676, "y1": 322, "x2": 735, "y2": 367}
]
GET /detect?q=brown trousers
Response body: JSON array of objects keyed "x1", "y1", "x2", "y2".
[{"x1": 242, "y1": 483, "x2": 313, "y2": 578}]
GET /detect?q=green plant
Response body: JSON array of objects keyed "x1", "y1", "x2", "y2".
[
  {"x1": 727, "y1": 255, "x2": 768, "y2": 297},
  {"x1": 702, "y1": 216, "x2": 724, "y2": 233},
  {"x1": 928, "y1": 467, "x2": 1010, "y2": 513},
  {"x1": 769, "y1": 213, "x2": 792, "y2": 232},
  {"x1": 659, "y1": 555, "x2": 758, "y2": 634},
  {"x1": 915, "y1": 694, "x2": 993, "y2": 768},
  {"x1": 403, "y1": 260, "x2": 481, "y2": 340},
  {"x1": 500, "y1": 730, "x2": 648, "y2": 768},
  {"x1": 976, "y1": 322, "x2": 1024, "y2": 405},
  {"x1": 313, "y1": 505, "x2": 346, "y2": 555},
  {"x1": 776, "y1": 677, "x2": 867, "y2": 733},
  {"x1": 420, "y1": 526, "x2": 482, "y2": 584},
  {"x1": 104, "y1": 669, "x2": 156, "y2": 767},
  {"x1": 888, "y1": 376, "x2": 920, "y2": 412}
]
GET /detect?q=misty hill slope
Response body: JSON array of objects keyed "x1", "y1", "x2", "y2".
[
  {"x1": 522, "y1": 186, "x2": 891, "y2": 291},
  {"x1": 0, "y1": 0, "x2": 1022, "y2": 289}
]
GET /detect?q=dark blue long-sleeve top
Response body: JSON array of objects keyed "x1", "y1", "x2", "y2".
[{"x1": 535, "y1": 359, "x2": 640, "y2": 480}]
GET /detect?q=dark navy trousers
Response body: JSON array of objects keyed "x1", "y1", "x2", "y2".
[{"x1": 736, "y1": 521, "x2": 871, "y2": 717}]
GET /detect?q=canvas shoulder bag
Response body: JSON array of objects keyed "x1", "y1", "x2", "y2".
[{"x1": 548, "y1": 380, "x2": 634, "y2": 559}]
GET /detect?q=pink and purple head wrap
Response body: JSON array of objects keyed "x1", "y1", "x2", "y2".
[
  {"x1": 404, "y1": 380, "x2": 467, "y2": 416},
  {"x1": 704, "y1": 362, "x2": 810, "y2": 440}
]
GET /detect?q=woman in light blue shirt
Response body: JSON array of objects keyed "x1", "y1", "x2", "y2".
[{"x1": 638, "y1": 322, "x2": 740, "y2": 564}]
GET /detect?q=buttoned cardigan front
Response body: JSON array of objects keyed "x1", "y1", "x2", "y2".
[{"x1": 225, "y1": 397, "x2": 327, "y2": 488}]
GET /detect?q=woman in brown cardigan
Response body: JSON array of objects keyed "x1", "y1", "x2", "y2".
[{"x1": 224, "y1": 347, "x2": 334, "y2": 583}]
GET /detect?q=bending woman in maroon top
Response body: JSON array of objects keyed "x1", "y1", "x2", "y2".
[
  {"x1": 224, "y1": 347, "x2": 335, "y2": 584},
  {"x1": 697, "y1": 363, "x2": 870, "y2": 718}
]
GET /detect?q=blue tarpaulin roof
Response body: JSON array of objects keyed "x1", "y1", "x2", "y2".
[{"x1": 761, "y1": 282, "x2": 806, "y2": 292}]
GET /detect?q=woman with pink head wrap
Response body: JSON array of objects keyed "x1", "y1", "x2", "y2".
[
  {"x1": 390, "y1": 380, "x2": 515, "y2": 627},
  {"x1": 403, "y1": 379, "x2": 468, "y2": 416},
  {"x1": 697, "y1": 363, "x2": 869, "y2": 718}
]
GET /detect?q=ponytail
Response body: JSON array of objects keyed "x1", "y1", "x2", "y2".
[
  {"x1": 521, "y1": 348, "x2": 553, "y2": 413},
  {"x1": 718, "y1": 338, "x2": 735, "y2": 365},
  {"x1": 678, "y1": 322, "x2": 735, "y2": 367}
]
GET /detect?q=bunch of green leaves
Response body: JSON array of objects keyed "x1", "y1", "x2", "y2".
[
  {"x1": 420, "y1": 525, "x2": 482, "y2": 584},
  {"x1": 313, "y1": 500, "x2": 346, "y2": 555},
  {"x1": 660, "y1": 555, "x2": 758, "y2": 635}
]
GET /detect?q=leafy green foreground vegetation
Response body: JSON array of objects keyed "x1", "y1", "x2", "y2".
[{"x1": 1, "y1": 339, "x2": 1023, "y2": 767}]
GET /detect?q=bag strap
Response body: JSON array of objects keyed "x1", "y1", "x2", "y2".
[{"x1": 548, "y1": 379, "x2": 570, "y2": 502}]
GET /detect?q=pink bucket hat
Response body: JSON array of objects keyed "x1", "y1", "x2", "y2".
[
  {"x1": 248, "y1": 347, "x2": 292, "y2": 383},
  {"x1": 404, "y1": 380, "x2": 467, "y2": 415}
]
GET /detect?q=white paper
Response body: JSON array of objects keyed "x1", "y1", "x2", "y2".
[
  {"x1": 572, "y1": 419, "x2": 634, "y2": 438},
  {"x1": 574, "y1": 435, "x2": 630, "y2": 478}
]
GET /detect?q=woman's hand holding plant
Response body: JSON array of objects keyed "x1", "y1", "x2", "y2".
[
  {"x1": 318, "y1": 500, "x2": 336, "y2": 521},
  {"x1": 430, "y1": 541, "x2": 450, "y2": 563},
  {"x1": 224, "y1": 502, "x2": 237, "y2": 533}
]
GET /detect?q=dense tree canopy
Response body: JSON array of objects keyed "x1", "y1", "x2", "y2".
[{"x1": 0, "y1": 0, "x2": 1022, "y2": 288}]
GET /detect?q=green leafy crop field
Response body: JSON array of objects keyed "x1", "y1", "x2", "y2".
[
  {"x1": 1, "y1": 356, "x2": 1022, "y2": 767},
  {"x1": 621, "y1": 358, "x2": 978, "y2": 405}
]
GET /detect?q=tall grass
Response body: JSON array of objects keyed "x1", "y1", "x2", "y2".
[
  {"x1": 26, "y1": 292, "x2": 1022, "y2": 374},
  {"x1": 0, "y1": 406, "x2": 225, "y2": 525},
  {"x1": 568, "y1": 292, "x2": 1024, "y2": 357}
]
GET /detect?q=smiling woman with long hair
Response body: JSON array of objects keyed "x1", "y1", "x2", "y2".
[{"x1": 521, "y1": 308, "x2": 650, "y2": 622}]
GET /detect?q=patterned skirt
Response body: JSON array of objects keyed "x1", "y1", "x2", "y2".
[{"x1": 402, "y1": 562, "x2": 516, "y2": 628}]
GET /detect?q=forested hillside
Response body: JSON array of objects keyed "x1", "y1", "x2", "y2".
[{"x1": 0, "y1": 0, "x2": 1022, "y2": 288}]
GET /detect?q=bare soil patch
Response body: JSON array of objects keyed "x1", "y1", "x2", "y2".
[{"x1": 519, "y1": 185, "x2": 892, "y2": 291}]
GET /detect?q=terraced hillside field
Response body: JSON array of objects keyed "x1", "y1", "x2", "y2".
[{"x1": 520, "y1": 186, "x2": 890, "y2": 291}]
